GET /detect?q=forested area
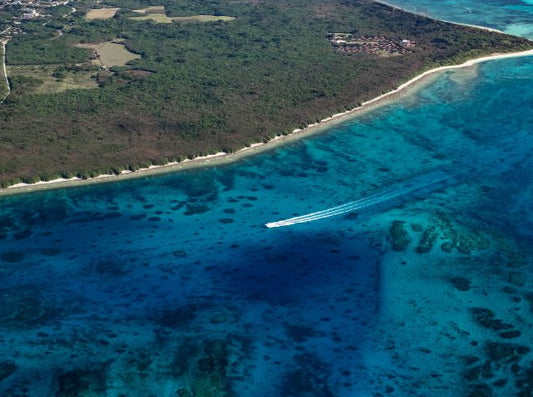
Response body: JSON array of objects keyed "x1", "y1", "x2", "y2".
[{"x1": 0, "y1": 0, "x2": 532, "y2": 186}]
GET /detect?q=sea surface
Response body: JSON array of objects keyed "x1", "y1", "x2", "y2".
[
  {"x1": 1, "y1": 1, "x2": 532, "y2": 396},
  {"x1": 381, "y1": 0, "x2": 533, "y2": 36}
]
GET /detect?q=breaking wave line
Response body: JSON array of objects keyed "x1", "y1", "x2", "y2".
[{"x1": 265, "y1": 171, "x2": 451, "y2": 228}]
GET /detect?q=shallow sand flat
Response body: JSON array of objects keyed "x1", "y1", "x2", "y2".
[{"x1": 373, "y1": 209, "x2": 532, "y2": 394}]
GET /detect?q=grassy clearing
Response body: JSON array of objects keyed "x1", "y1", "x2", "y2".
[
  {"x1": 7, "y1": 65, "x2": 98, "y2": 94},
  {"x1": 132, "y1": 6, "x2": 166, "y2": 14},
  {"x1": 129, "y1": 14, "x2": 235, "y2": 23},
  {"x1": 129, "y1": 13, "x2": 173, "y2": 23},
  {"x1": 77, "y1": 42, "x2": 141, "y2": 67},
  {"x1": 173, "y1": 15, "x2": 236, "y2": 22},
  {"x1": 85, "y1": 8, "x2": 120, "y2": 20},
  {"x1": 98, "y1": 42, "x2": 141, "y2": 66}
]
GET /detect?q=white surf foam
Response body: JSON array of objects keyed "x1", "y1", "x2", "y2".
[{"x1": 265, "y1": 171, "x2": 450, "y2": 228}]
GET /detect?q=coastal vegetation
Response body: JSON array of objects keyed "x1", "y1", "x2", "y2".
[{"x1": 0, "y1": 0, "x2": 532, "y2": 186}]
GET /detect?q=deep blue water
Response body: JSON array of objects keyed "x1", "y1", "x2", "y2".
[{"x1": 1, "y1": 2, "x2": 532, "y2": 396}]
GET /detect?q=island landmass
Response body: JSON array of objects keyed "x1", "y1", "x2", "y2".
[{"x1": 0, "y1": 0, "x2": 532, "y2": 190}]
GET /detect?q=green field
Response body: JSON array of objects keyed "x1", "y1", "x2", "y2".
[
  {"x1": 0, "y1": 0, "x2": 532, "y2": 186},
  {"x1": 78, "y1": 41, "x2": 141, "y2": 67},
  {"x1": 128, "y1": 13, "x2": 174, "y2": 23},
  {"x1": 129, "y1": 4, "x2": 235, "y2": 23},
  {"x1": 7, "y1": 64, "x2": 98, "y2": 94},
  {"x1": 132, "y1": 5, "x2": 166, "y2": 14},
  {"x1": 97, "y1": 42, "x2": 141, "y2": 66},
  {"x1": 129, "y1": 13, "x2": 235, "y2": 23}
]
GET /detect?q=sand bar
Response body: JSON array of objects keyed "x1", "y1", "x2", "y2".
[{"x1": 2, "y1": 49, "x2": 533, "y2": 197}]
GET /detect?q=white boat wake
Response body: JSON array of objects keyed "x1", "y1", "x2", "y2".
[{"x1": 265, "y1": 171, "x2": 451, "y2": 228}]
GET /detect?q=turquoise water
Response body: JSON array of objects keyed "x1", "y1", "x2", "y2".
[
  {"x1": 1, "y1": 3, "x2": 532, "y2": 397},
  {"x1": 380, "y1": 0, "x2": 533, "y2": 36}
]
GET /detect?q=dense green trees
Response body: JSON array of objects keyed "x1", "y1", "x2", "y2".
[
  {"x1": 6, "y1": 21, "x2": 89, "y2": 65},
  {"x1": 0, "y1": 0, "x2": 531, "y2": 186}
]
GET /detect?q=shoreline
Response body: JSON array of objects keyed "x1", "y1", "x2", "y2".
[
  {"x1": 372, "y1": 0, "x2": 505, "y2": 33},
  {"x1": 2, "y1": 48, "x2": 533, "y2": 197}
]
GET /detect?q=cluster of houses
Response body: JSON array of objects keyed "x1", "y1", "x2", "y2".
[
  {"x1": 328, "y1": 33, "x2": 416, "y2": 56},
  {"x1": 0, "y1": 0, "x2": 70, "y2": 20},
  {"x1": 1, "y1": 0, "x2": 71, "y2": 39},
  {"x1": 0, "y1": 0, "x2": 69, "y2": 8}
]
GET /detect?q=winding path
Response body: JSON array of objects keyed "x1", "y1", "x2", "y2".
[
  {"x1": 63, "y1": 6, "x2": 76, "y2": 18},
  {"x1": 1, "y1": 38, "x2": 10, "y2": 104}
]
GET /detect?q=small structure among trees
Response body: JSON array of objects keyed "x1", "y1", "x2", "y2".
[{"x1": 328, "y1": 33, "x2": 416, "y2": 56}]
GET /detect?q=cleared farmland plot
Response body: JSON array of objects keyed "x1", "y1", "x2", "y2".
[
  {"x1": 97, "y1": 42, "x2": 141, "y2": 66},
  {"x1": 132, "y1": 5, "x2": 166, "y2": 14},
  {"x1": 85, "y1": 8, "x2": 120, "y2": 20},
  {"x1": 129, "y1": 13, "x2": 173, "y2": 23},
  {"x1": 173, "y1": 15, "x2": 235, "y2": 22},
  {"x1": 129, "y1": 14, "x2": 235, "y2": 23},
  {"x1": 78, "y1": 42, "x2": 141, "y2": 67}
]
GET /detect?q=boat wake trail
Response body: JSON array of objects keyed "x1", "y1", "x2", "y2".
[
  {"x1": 265, "y1": 170, "x2": 452, "y2": 228},
  {"x1": 265, "y1": 134, "x2": 533, "y2": 228}
]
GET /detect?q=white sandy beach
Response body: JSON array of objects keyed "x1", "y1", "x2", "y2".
[{"x1": 2, "y1": 48, "x2": 533, "y2": 196}]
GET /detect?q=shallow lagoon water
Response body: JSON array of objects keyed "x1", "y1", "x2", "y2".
[
  {"x1": 1, "y1": 3, "x2": 533, "y2": 397},
  {"x1": 381, "y1": 0, "x2": 533, "y2": 36}
]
